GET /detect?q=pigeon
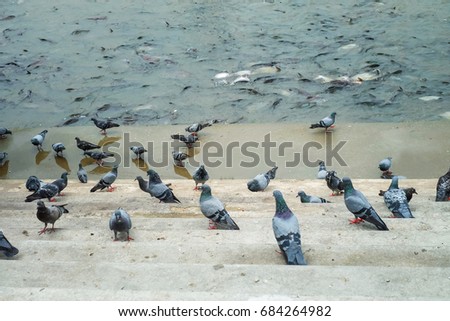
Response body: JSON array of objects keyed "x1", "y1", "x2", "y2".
[
  {"x1": 25, "y1": 175, "x2": 46, "y2": 192},
  {"x1": 109, "y1": 208, "x2": 133, "y2": 241},
  {"x1": 25, "y1": 183, "x2": 59, "y2": 202},
  {"x1": 379, "y1": 187, "x2": 417, "y2": 203},
  {"x1": 247, "y1": 166, "x2": 278, "y2": 192},
  {"x1": 91, "y1": 117, "x2": 120, "y2": 135},
  {"x1": 342, "y1": 177, "x2": 389, "y2": 230},
  {"x1": 147, "y1": 169, "x2": 181, "y2": 203},
  {"x1": 297, "y1": 191, "x2": 330, "y2": 203},
  {"x1": 91, "y1": 165, "x2": 118, "y2": 192},
  {"x1": 135, "y1": 175, "x2": 150, "y2": 193},
  {"x1": 75, "y1": 137, "x2": 101, "y2": 152},
  {"x1": 172, "y1": 150, "x2": 188, "y2": 167},
  {"x1": 379, "y1": 157, "x2": 393, "y2": 178},
  {"x1": 52, "y1": 142, "x2": 66, "y2": 156},
  {"x1": 51, "y1": 172, "x2": 69, "y2": 195},
  {"x1": 185, "y1": 120, "x2": 218, "y2": 134},
  {"x1": 171, "y1": 133, "x2": 198, "y2": 148},
  {"x1": 325, "y1": 170, "x2": 344, "y2": 196},
  {"x1": 0, "y1": 127, "x2": 12, "y2": 139},
  {"x1": 309, "y1": 112, "x2": 336, "y2": 131},
  {"x1": 77, "y1": 163, "x2": 88, "y2": 183},
  {"x1": 317, "y1": 161, "x2": 327, "y2": 179},
  {"x1": 36, "y1": 200, "x2": 69, "y2": 235},
  {"x1": 436, "y1": 167, "x2": 450, "y2": 202},
  {"x1": 30, "y1": 129, "x2": 48, "y2": 150},
  {"x1": 383, "y1": 176, "x2": 414, "y2": 218},
  {"x1": 84, "y1": 151, "x2": 115, "y2": 165},
  {"x1": 193, "y1": 164, "x2": 209, "y2": 190},
  {"x1": 0, "y1": 230, "x2": 19, "y2": 257},
  {"x1": 130, "y1": 146, "x2": 147, "y2": 159},
  {"x1": 272, "y1": 190, "x2": 307, "y2": 265},
  {"x1": 199, "y1": 184, "x2": 239, "y2": 230},
  {"x1": 0, "y1": 152, "x2": 7, "y2": 165}
]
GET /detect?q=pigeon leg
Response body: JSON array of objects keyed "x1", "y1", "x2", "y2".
[
  {"x1": 58, "y1": 192, "x2": 65, "y2": 196},
  {"x1": 38, "y1": 224, "x2": 48, "y2": 235},
  {"x1": 49, "y1": 197, "x2": 56, "y2": 202},
  {"x1": 207, "y1": 220, "x2": 217, "y2": 230},
  {"x1": 127, "y1": 234, "x2": 134, "y2": 242},
  {"x1": 100, "y1": 129, "x2": 107, "y2": 135},
  {"x1": 107, "y1": 185, "x2": 116, "y2": 192},
  {"x1": 349, "y1": 217, "x2": 364, "y2": 224},
  {"x1": 193, "y1": 184, "x2": 199, "y2": 191}
]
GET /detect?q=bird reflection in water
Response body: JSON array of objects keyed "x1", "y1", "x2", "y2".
[{"x1": 35, "y1": 150, "x2": 50, "y2": 165}]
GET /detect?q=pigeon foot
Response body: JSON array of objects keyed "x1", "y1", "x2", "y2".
[{"x1": 349, "y1": 218, "x2": 364, "y2": 224}]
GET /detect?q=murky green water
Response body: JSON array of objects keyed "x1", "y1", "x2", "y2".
[{"x1": 1, "y1": 0, "x2": 449, "y2": 129}]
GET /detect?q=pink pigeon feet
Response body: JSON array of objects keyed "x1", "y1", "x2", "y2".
[
  {"x1": 349, "y1": 217, "x2": 364, "y2": 224},
  {"x1": 107, "y1": 186, "x2": 116, "y2": 192},
  {"x1": 208, "y1": 220, "x2": 217, "y2": 230}
]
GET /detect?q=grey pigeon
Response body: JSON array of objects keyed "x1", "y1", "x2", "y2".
[
  {"x1": 325, "y1": 170, "x2": 344, "y2": 196},
  {"x1": 383, "y1": 176, "x2": 414, "y2": 218},
  {"x1": 90, "y1": 165, "x2": 118, "y2": 192},
  {"x1": 130, "y1": 146, "x2": 147, "y2": 159},
  {"x1": 436, "y1": 167, "x2": 450, "y2": 202},
  {"x1": 135, "y1": 176, "x2": 150, "y2": 194},
  {"x1": 75, "y1": 137, "x2": 100, "y2": 151},
  {"x1": 309, "y1": 112, "x2": 336, "y2": 131},
  {"x1": 36, "y1": 200, "x2": 69, "y2": 235},
  {"x1": 193, "y1": 164, "x2": 209, "y2": 190},
  {"x1": 185, "y1": 120, "x2": 218, "y2": 134},
  {"x1": 342, "y1": 177, "x2": 389, "y2": 230},
  {"x1": 379, "y1": 187, "x2": 417, "y2": 203},
  {"x1": 171, "y1": 133, "x2": 198, "y2": 148},
  {"x1": 172, "y1": 150, "x2": 188, "y2": 167},
  {"x1": 109, "y1": 208, "x2": 133, "y2": 241},
  {"x1": 52, "y1": 142, "x2": 65, "y2": 156},
  {"x1": 317, "y1": 161, "x2": 327, "y2": 179},
  {"x1": 51, "y1": 172, "x2": 69, "y2": 195},
  {"x1": 31, "y1": 129, "x2": 48, "y2": 150},
  {"x1": 25, "y1": 183, "x2": 59, "y2": 202},
  {"x1": 0, "y1": 152, "x2": 7, "y2": 165},
  {"x1": 91, "y1": 117, "x2": 120, "y2": 135},
  {"x1": 84, "y1": 150, "x2": 115, "y2": 165},
  {"x1": 247, "y1": 166, "x2": 278, "y2": 192},
  {"x1": 272, "y1": 190, "x2": 307, "y2": 265},
  {"x1": 77, "y1": 163, "x2": 88, "y2": 183},
  {"x1": 25, "y1": 175, "x2": 46, "y2": 192},
  {"x1": 199, "y1": 184, "x2": 239, "y2": 230},
  {"x1": 297, "y1": 190, "x2": 330, "y2": 203},
  {"x1": 0, "y1": 230, "x2": 19, "y2": 257},
  {"x1": 0, "y1": 127, "x2": 12, "y2": 139},
  {"x1": 378, "y1": 157, "x2": 393, "y2": 178},
  {"x1": 147, "y1": 169, "x2": 181, "y2": 203}
]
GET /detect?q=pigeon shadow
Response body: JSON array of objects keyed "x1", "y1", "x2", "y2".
[
  {"x1": 173, "y1": 165, "x2": 192, "y2": 179},
  {"x1": 80, "y1": 157, "x2": 97, "y2": 167},
  {"x1": 35, "y1": 150, "x2": 50, "y2": 165},
  {"x1": 97, "y1": 136, "x2": 121, "y2": 147},
  {"x1": 54, "y1": 156, "x2": 71, "y2": 173},
  {"x1": 132, "y1": 158, "x2": 149, "y2": 172},
  {"x1": 0, "y1": 160, "x2": 9, "y2": 177}
]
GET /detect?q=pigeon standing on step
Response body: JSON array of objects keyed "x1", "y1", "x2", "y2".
[
  {"x1": 309, "y1": 112, "x2": 336, "y2": 131},
  {"x1": 135, "y1": 176, "x2": 150, "y2": 194},
  {"x1": 36, "y1": 200, "x2": 69, "y2": 235},
  {"x1": 171, "y1": 133, "x2": 198, "y2": 148},
  {"x1": 90, "y1": 165, "x2": 118, "y2": 192},
  {"x1": 436, "y1": 167, "x2": 450, "y2": 202},
  {"x1": 0, "y1": 230, "x2": 19, "y2": 257},
  {"x1": 25, "y1": 183, "x2": 59, "y2": 202},
  {"x1": 199, "y1": 184, "x2": 239, "y2": 230},
  {"x1": 297, "y1": 191, "x2": 330, "y2": 203},
  {"x1": 325, "y1": 170, "x2": 344, "y2": 196},
  {"x1": 91, "y1": 117, "x2": 120, "y2": 135},
  {"x1": 84, "y1": 151, "x2": 115, "y2": 165},
  {"x1": 272, "y1": 190, "x2": 307, "y2": 265},
  {"x1": 379, "y1": 187, "x2": 417, "y2": 203},
  {"x1": 342, "y1": 177, "x2": 389, "y2": 230},
  {"x1": 0, "y1": 152, "x2": 7, "y2": 165},
  {"x1": 75, "y1": 137, "x2": 100, "y2": 152},
  {"x1": 247, "y1": 166, "x2": 278, "y2": 192},
  {"x1": 130, "y1": 146, "x2": 147, "y2": 159},
  {"x1": 317, "y1": 161, "x2": 327, "y2": 179},
  {"x1": 185, "y1": 120, "x2": 218, "y2": 134},
  {"x1": 109, "y1": 208, "x2": 133, "y2": 241},
  {"x1": 193, "y1": 164, "x2": 209, "y2": 190},
  {"x1": 52, "y1": 143, "x2": 66, "y2": 157},
  {"x1": 51, "y1": 172, "x2": 69, "y2": 196},
  {"x1": 0, "y1": 127, "x2": 12, "y2": 139},
  {"x1": 30, "y1": 130, "x2": 48, "y2": 151},
  {"x1": 378, "y1": 157, "x2": 393, "y2": 178},
  {"x1": 147, "y1": 169, "x2": 181, "y2": 203},
  {"x1": 172, "y1": 150, "x2": 188, "y2": 167},
  {"x1": 77, "y1": 163, "x2": 88, "y2": 183},
  {"x1": 383, "y1": 176, "x2": 414, "y2": 218},
  {"x1": 25, "y1": 175, "x2": 46, "y2": 192}
]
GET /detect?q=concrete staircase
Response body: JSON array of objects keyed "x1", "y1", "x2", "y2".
[{"x1": 1, "y1": 178, "x2": 449, "y2": 300}]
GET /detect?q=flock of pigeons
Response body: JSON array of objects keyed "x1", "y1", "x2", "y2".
[{"x1": 1, "y1": 113, "x2": 450, "y2": 265}]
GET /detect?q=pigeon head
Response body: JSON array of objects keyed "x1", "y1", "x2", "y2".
[
  {"x1": 40, "y1": 130, "x2": 48, "y2": 136},
  {"x1": 318, "y1": 160, "x2": 325, "y2": 166},
  {"x1": 330, "y1": 112, "x2": 337, "y2": 118},
  {"x1": 36, "y1": 200, "x2": 46, "y2": 209},
  {"x1": 389, "y1": 176, "x2": 400, "y2": 189},
  {"x1": 273, "y1": 190, "x2": 291, "y2": 217},
  {"x1": 198, "y1": 184, "x2": 212, "y2": 195},
  {"x1": 296, "y1": 191, "x2": 306, "y2": 198},
  {"x1": 341, "y1": 177, "x2": 353, "y2": 191},
  {"x1": 114, "y1": 209, "x2": 123, "y2": 223},
  {"x1": 61, "y1": 172, "x2": 69, "y2": 178}
]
